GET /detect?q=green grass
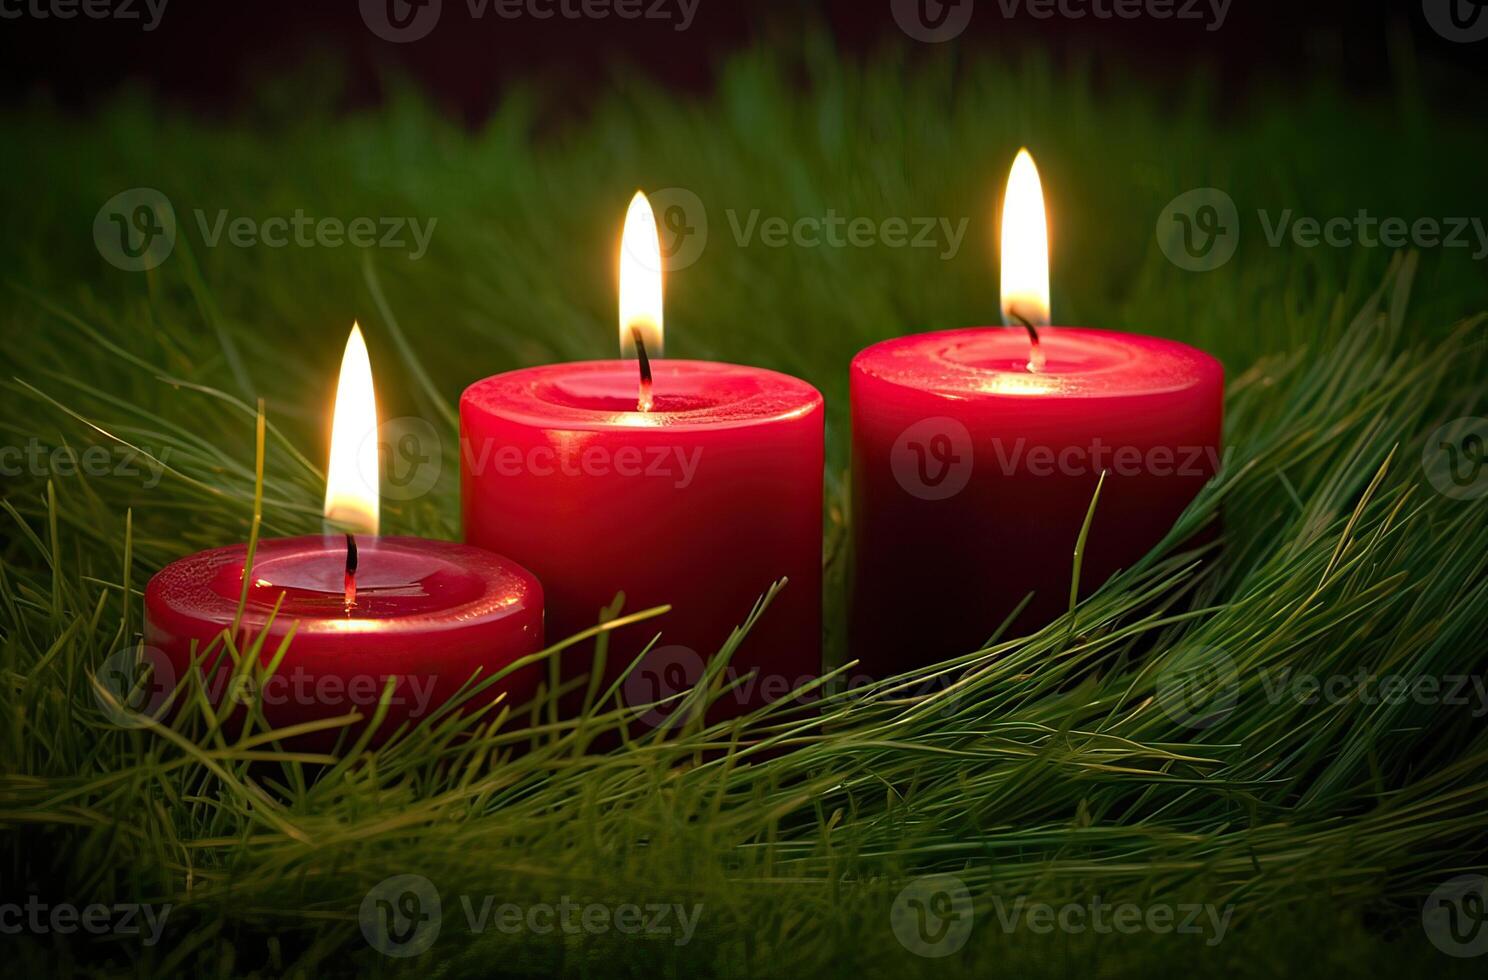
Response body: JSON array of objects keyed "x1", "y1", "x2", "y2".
[{"x1": 2, "y1": 32, "x2": 1487, "y2": 978}]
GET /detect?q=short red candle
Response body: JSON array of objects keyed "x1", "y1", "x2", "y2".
[
  {"x1": 144, "y1": 536, "x2": 544, "y2": 744},
  {"x1": 460, "y1": 359, "x2": 824, "y2": 719},
  {"x1": 850, "y1": 327, "x2": 1223, "y2": 675}
]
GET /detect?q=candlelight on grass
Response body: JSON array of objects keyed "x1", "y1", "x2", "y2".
[
  {"x1": 461, "y1": 192, "x2": 824, "y2": 724},
  {"x1": 850, "y1": 150, "x2": 1224, "y2": 676},
  {"x1": 143, "y1": 324, "x2": 544, "y2": 746}
]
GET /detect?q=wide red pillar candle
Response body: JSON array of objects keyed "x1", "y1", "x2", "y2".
[
  {"x1": 144, "y1": 536, "x2": 544, "y2": 745},
  {"x1": 460, "y1": 359, "x2": 823, "y2": 719},
  {"x1": 850, "y1": 326, "x2": 1223, "y2": 676},
  {"x1": 139, "y1": 324, "x2": 545, "y2": 746}
]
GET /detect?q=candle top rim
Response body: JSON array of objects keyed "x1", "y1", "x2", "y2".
[
  {"x1": 853, "y1": 327, "x2": 1222, "y2": 399},
  {"x1": 462, "y1": 359, "x2": 823, "y2": 431},
  {"x1": 145, "y1": 536, "x2": 541, "y2": 634}
]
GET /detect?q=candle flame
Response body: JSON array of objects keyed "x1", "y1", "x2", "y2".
[
  {"x1": 999, "y1": 148, "x2": 1051, "y2": 329},
  {"x1": 619, "y1": 190, "x2": 665, "y2": 359},
  {"x1": 323, "y1": 322, "x2": 379, "y2": 536}
]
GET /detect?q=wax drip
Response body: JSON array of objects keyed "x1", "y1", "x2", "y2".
[{"x1": 631, "y1": 325, "x2": 655, "y2": 412}]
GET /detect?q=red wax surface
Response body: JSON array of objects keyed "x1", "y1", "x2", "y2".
[
  {"x1": 851, "y1": 328, "x2": 1223, "y2": 675},
  {"x1": 461, "y1": 360, "x2": 824, "y2": 720},
  {"x1": 144, "y1": 536, "x2": 544, "y2": 743}
]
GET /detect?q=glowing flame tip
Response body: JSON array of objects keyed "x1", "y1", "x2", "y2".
[
  {"x1": 619, "y1": 190, "x2": 664, "y2": 358},
  {"x1": 999, "y1": 148, "x2": 1051, "y2": 329}
]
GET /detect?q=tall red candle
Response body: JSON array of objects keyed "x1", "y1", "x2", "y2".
[
  {"x1": 461, "y1": 193, "x2": 823, "y2": 723},
  {"x1": 849, "y1": 151, "x2": 1224, "y2": 676},
  {"x1": 850, "y1": 327, "x2": 1222, "y2": 674},
  {"x1": 140, "y1": 325, "x2": 544, "y2": 746}
]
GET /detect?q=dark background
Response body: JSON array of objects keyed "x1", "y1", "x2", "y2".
[{"x1": 1, "y1": 0, "x2": 1482, "y2": 121}]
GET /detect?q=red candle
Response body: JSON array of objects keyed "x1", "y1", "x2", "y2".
[
  {"x1": 461, "y1": 193, "x2": 823, "y2": 723},
  {"x1": 850, "y1": 151, "x2": 1223, "y2": 676},
  {"x1": 142, "y1": 326, "x2": 544, "y2": 746}
]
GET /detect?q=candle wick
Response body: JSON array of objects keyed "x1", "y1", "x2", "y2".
[
  {"x1": 343, "y1": 533, "x2": 358, "y2": 611},
  {"x1": 630, "y1": 326, "x2": 655, "y2": 412},
  {"x1": 1008, "y1": 310, "x2": 1046, "y2": 374}
]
